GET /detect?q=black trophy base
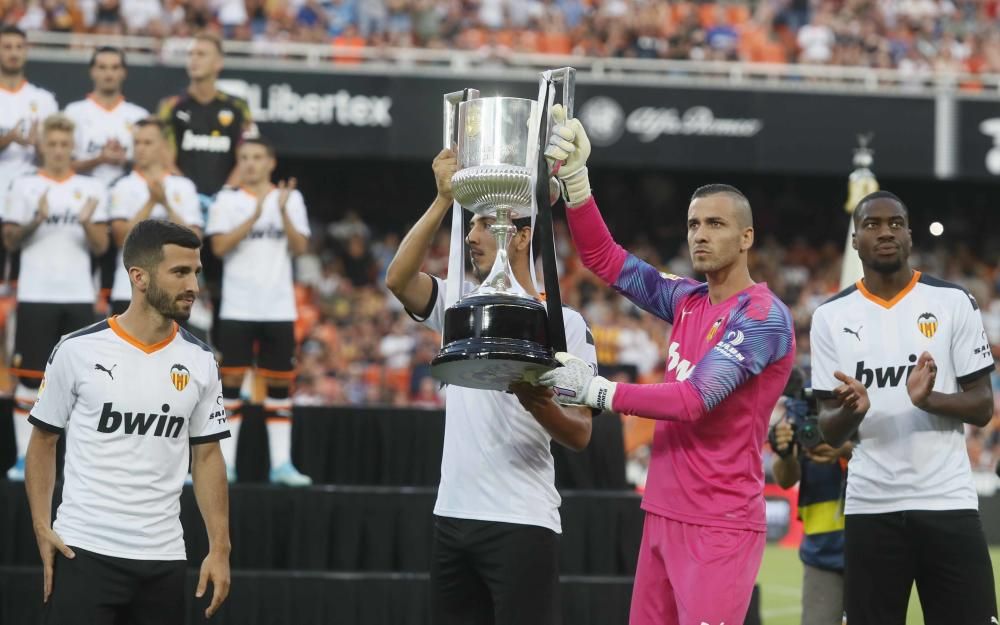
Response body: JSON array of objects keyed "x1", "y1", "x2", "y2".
[
  {"x1": 431, "y1": 294, "x2": 558, "y2": 391},
  {"x1": 431, "y1": 337, "x2": 558, "y2": 392}
]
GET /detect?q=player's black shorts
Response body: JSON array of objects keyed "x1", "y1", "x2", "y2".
[
  {"x1": 43, "y1": 547, "x2": 185, "y2": 625},
  {"x1": 844, "y1": 509, "x2": 997, "y2": 625},
  {"x1": 13, "y1": 302, "x2": 95, "y2": 379},
  {"x1": 216, "y1": 319, "x2": 296, "y2": 379},
  {"x1": 430, "y1": 516, "x2": 561, "y2": 625}
]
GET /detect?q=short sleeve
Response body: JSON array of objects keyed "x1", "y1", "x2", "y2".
[
  {"x1": 39, "y1": 90, "x2": 59, "y2": 118},
  {"x1": 809, "y1": 307, "x2": 839, "y2": 398},
  {"x1": 204, "y1": 194, "x2": 231, "y2": 236},
  {"x1": 90, "y1": 184, "x2": 111, "y2": 223},
  {"x1": 28, "y1": 343, "x2": 77, "y2": 434},
  {"x1": 175, "y1": 179, "x2": 204, "y2": 229},
  {"x1": 565, "y1": 310, "x2": 598, "y2": 372},
  {"x1": 287, "y1": 190, "x2": 311, "y2": 237},
  {"x1": 109, "y1": 179, "x2": 134, "y2": 221},
  {"x1": 4, "y1": 178, "x2": 35, "y2": 225},
  {"x1": 951, "y1": 292, "x2": 994, "y2": 384},
  {"x1": 189, "y1": 358, "x2": 229, "y2": 444},
  {"x1": 407, "y1": 276, "x2": 447, "y2": 332}
]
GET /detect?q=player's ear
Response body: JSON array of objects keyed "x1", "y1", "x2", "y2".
[
  {"x1": 851, "y1": 231, "x2": 858, "y2": 251},
  {"x1": 741, "y1": 226, "x2": 754, "y2": 252}
]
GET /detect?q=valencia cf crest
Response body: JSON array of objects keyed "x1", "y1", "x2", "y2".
[
  {"x1": 917, "y1": 312, "x2": 939, "y2": 338},
  {"x1": 170, "y1": 364, "x2": 190, "y2": 391},
  {"x1": 218, "y1": 109, "x2": 234, "y2": 127},
  {"x1": 706, "y1": 318, "x2": 723, "y2": 342}
]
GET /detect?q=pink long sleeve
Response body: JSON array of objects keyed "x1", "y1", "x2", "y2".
[
  {"x1": 565, "y1": 197, "x2": 628, "y2": 285},
  {"x1": 612, "y1": 380, "x2": 708, "y2": 421}
]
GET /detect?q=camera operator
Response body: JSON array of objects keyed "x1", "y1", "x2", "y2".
[{"x1": 770, "y1": 367, "x2": 853, "y2": 625}]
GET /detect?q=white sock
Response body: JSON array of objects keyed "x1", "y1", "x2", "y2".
[
  {"x1": 220, "y1": 400, "x2": 242, "y2": 469},
  {"x1": 14, "y1": 384, "x2": 38, "y2": 459},
  {"x1": 264, "y1": 397, "x2": 292, "y2": 469}
]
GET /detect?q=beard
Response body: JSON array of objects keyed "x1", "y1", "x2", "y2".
[
  {"x1": 147, "y1": 277, "x2": 192, "y2": 321},
  {"x1": 867, "y1": 256, "x2": 905, "y2": 274}
]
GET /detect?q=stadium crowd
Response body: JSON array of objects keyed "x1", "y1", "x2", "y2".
[{"x1": 5, "y1": 0, "x2": 1000, "y2": 76}]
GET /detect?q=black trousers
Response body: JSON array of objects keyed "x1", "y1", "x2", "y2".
[
  {"x1": 430, "y1": 516, "x2": 561, "y2": 625},
  {"x1": 42, "y1": 547, "x2": 186, "y2": 625},
  {"x1": 844, "y1": 510, "x2": 998, "y2": 625}
]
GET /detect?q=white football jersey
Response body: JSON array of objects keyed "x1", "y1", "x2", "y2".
[
  {"x1": 205, "y1": 187, "x2": 310, "y2": 321},
  {"x1": 413, "y1": 277, "x2": 598, "y2": 533},
  {"x1": 811, "y1": 271, "x2": 994, "y2": 515},
  {"x1": 4, "y1": 173, "x2": 109, "y2": 303},
  {"x1": 109, "y1": 172, "x2": 203, "y2": 302},
  {"x1": 0, "y1": 81, "x2": 58, "y2": 203},
  {"x1": 64, "y1": 96, "x2": 149, "y2": 186},
  {"x1": 29, "y1": 318, "x2": 228, "y2": 560}
]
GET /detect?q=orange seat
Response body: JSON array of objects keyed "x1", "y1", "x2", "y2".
[{"x1": 727, "y1": 3, "x2": 751, "y2": 25}]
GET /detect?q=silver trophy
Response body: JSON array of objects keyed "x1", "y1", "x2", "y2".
[{"x1": 431, "y1": 69, "x2": 575, "y2": 391}]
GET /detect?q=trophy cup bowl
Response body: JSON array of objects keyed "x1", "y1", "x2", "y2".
[{"x1": 431, "y1": 96, "x2": 559, "y2": 391}]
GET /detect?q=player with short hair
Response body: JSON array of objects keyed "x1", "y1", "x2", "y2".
[
  {"x1": 386, "y1": 148, "x2": 597, "y2": 625},
  {"x1": 64, "y1": 47, "x2": 149, "y2": 186},
  {"x1": 25, "y1": 219, "x2": 231, "y2": 624},
  {"x1": 538, "y1": 105, "x2": 795, "y2": 625},
  {"x1": 811, "y1": 190, "x2": 997, "y2": 625},
  {"x1": 0, "y1": 25, "x2": 58, "y2": 213},
  {"x1": 108, "y1": 118, "x2": 202, "y2": 315},
  {"x1": 3, "y1": 113, "x2": 109, "y2": 481},
  {"x1": 205, "y1": 137, "x2": 311, "y2": 486},
  {"x1": 158, "y1": 31, "x2": 254, "y2": 346}
]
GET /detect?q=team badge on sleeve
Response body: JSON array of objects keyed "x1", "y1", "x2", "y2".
[
  {"x1": 917, "y1": 312, "x2": 938, "y2": 338},
  {"x1": 170, "y1": 364, "x2": 191, "y2": 391}
]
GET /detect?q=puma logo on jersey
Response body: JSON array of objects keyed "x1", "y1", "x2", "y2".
[
  {"x1": 180, "y1": 129, "x2": 231, "y2": 153},
  {"x1": 667, "y1": 342, "x2": 695, "y2": 381},
  {"x1": 94, "y1": 363, "x2": 116, "y2": 379},
  {"x1": 855, "y1": 354, "x2": 918, "y2": 389},
  {"x1": 843, "y1": 326, "x2": 862, "y2": 341},
  {"x1": 97, "y1": 402, "x2": 184, "y2": 438}
]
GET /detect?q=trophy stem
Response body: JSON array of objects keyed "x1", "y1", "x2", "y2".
[{"x1": 474, "y1": 206, "x2": 527, "y2": 297}]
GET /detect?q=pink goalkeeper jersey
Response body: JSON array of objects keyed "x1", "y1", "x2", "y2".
[{"x1": 568, "y1": 197, "x2": 795, "y2": 531}]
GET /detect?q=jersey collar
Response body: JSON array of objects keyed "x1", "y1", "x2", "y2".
[
  {"x1": 87, "y1": 93, "x2": 124, "y2": 112},
  {"x1": 856, "y1": 270, "x2": 921, "y2": 309},
  {"x1": 109, "y1": 316, "x2": 178, "y2": 354}
]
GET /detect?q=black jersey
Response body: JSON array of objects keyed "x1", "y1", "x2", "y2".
[{"x1": 158, "y1": 90, "x2": 252, "y2": 196}]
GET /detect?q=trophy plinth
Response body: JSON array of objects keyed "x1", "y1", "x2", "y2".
[{"x1": 432, "y1": 295, "x2": 555, "y2": 392}]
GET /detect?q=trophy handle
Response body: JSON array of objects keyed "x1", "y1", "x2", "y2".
[
  {"x1": 443, "y1": 89, "x2": 478, "y2": 150},
  {"x1": 544, "y1": 67, "x2": 576, "y2": 119}
]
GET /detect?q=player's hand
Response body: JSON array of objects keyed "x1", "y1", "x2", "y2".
[
  {"x1": 544, "y1": 104, "x2": 592, "y2": 206},
  {"x1": 34, "y1": 526, "x2": 74, "y2": 603},
  {"x1": 906, "y1": 351, "x2": 936, "y2": 410},
  {"x1": 772, "y1": 419, "x2": 794, "y2": 455},
  {"x1": 147, "y1": 180, "x2": 167, "y2": 206},
  {"x1": 508, "y1": 381, "x2": 555, "y2": 413},
  {"x1": 277, "y1": 177, "x2": 297, "y2": 213},
  {"x1": 832, "y1": 371, "x2": 870, "y2": 417},
  {"x1": 35, "y1": 190, "x2": 50, "y2": 223},
  {"x1": 432, "y1": 148, "x2": 457, "y2": 203},
  {"x1": 14, "y1": 121, "x2": 38, "y2": 146},
  {"x1": 805, "y1": 443, "x2": 839, "y2": 464},
  {"x1": 537, "y1": 352, "x2": 615, "y2": 412},
  {"x1": 196, "y1": 549, "x2": 230, "y2": 618},
  {"x1": 78, "y1": 197, "x2": 99, "y2": 225},
  {"x1": 101, "y1": 139, "x2": 127, "y2": 166}
]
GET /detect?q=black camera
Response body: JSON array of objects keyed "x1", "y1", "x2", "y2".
[
  {"x1": 769, "y1": 367, "x2": 824, "y2": 457},
  {"x1": 785, "y1": 391, "x2": 824, "y2": 450}
]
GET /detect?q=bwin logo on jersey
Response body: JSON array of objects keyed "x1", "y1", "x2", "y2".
[
  {"x1": 170, "y1": 364, "x2": 190, "y2": 391},
  {"x1": 724, "y1": 330, "x2": 744, "y2": 346},
  {"x1": 667, "y1": 342, "x2": 696, "y2": 381},
  {"x1": 98, "y1": 402, "x2": 184, "y2": 438},
  {"x1": 855, "y1": 354, "x2": 918, "y2": 389}
]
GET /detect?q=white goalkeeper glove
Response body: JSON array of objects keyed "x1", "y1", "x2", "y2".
[
  {"x1": 538, "y1": 352, "x2": 616, "y2": 412},
  {"x1": 544, "y1": 104, "x2": 592, "y2": 207}
]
